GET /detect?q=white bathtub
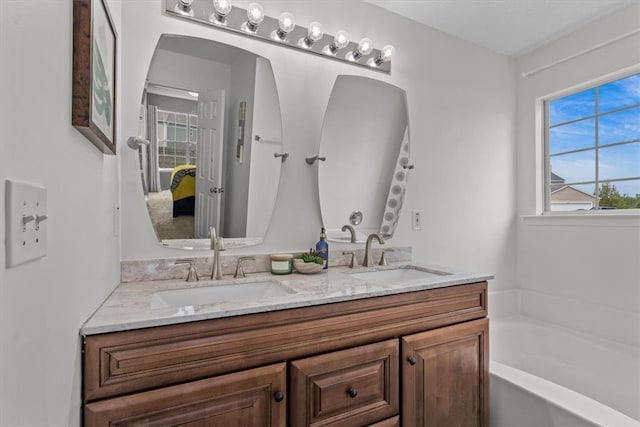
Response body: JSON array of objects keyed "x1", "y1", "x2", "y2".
[{"x1": 490, "y1": 316, "x2": 640, "y2": 426}]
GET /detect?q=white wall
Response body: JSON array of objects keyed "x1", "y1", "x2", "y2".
[
  {"x1": 0, "y1": 1, "x2": 121, "y2": 425},
  {"x1": 120, "y1": 1, "x2": 517, "y2": 299},
  {"x1": 515, "y1": 3, "x2": 640, "y2": 347},
  {"x1": 147, "y1": 49, "x2": 232, "y2": 93}
]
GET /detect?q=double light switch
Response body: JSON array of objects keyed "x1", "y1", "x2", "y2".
[{"x1": 5, "y1": 179, "x2": 48, "y2": 267}]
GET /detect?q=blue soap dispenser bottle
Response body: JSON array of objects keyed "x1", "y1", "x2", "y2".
[{"x1": 316, "y1": 227, "x2": 329, "y2": 269}]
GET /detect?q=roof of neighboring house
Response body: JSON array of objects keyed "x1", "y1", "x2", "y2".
[
  {"x1": 550, "y1": 185, "x2": 596, "y2": 202},
  {"x1": 550, "y1": 172, "x2": 566, "y2": 192}
]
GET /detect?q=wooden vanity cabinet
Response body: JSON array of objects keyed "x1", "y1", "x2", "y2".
[{"x1": 82, "y1": 282, "x2": 488, "y2": 426}]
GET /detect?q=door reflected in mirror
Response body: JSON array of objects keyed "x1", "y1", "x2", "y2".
[
  {"x1": 138, "y1": 35, "x2": 283, "y2": 250},
  {"x1": 318, "y1": 75, "x2": 410, "y2": 243}
]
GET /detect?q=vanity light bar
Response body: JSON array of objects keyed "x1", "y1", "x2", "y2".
[{"x1": 166, "y1": 0, "x2": 393, "y2": 74}]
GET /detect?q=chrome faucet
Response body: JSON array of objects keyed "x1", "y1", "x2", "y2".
[
  {"x1": 341, "y1": 224, "x2": 357, "y2": 243},
  {"x1": 342, "y1": 251, "x2": 359, "y2": 269},
  {"x1": 175, "y1": 259, "x2": 199, "y2": 282},
  {"x1": 210, "y1": 227, "x2": 225, "y2": 280},
  {"x1": 234, "y1": 256, "x2": 255, "y2": 278},
  {"x1": 378, "y1": 248, "x2": 394, "y2": 266},
  {"x1": 363, "y1": 233, "x2": 385, "y2": 267}
]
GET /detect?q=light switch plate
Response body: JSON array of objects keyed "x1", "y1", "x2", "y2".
[{"x1": 5, "y1": 179, "x2": 47, "y2": 267}]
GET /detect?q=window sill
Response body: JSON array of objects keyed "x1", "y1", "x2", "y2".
[{"x1": 521, "y1": 212, "x2": 640, "y2": 228}]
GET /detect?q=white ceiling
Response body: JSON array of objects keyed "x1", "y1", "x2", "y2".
[{"x1": 366, "y1": 0, "x2": 636, "y2": 57}]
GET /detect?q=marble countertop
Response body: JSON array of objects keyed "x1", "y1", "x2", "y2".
[{"x1": 81, "y1": 262, "x2": 493, "y2": 335}]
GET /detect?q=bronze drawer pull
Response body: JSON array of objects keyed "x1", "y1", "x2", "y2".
[
  {"x1": 274, "y1": 391, "x2": 285, "y2": 402},
  {"x1": 348, "y1": 388, "x2": 358, "y2": 398},
  {"x1": 408, "y1": 356, "x2": 417, "y2": 366}
]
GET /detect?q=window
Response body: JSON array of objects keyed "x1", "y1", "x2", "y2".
[
  {"x1": 156, "y1": 110, "x2": 198, "y2": 169},
  {"x1": 545, "y1": 72, "x2": 640, "y2": 211}
]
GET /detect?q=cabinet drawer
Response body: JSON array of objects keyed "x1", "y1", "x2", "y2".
[
  {"x1": 85, "y1": 363, "x2": 286, "y2": 427},
  {"x1": 290, "y1": 339, "x2": 399, "y2": 427},
  {"x1": 367, "y1": 415, "x2": 400, "y2": 427}
]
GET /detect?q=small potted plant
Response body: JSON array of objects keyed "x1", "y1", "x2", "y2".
[{"x1": 294, "y1": 249, "x2": 324, "y2": 274}]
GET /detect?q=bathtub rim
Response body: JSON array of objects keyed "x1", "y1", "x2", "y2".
[{"x1": 490, "y1": 360, "x2": 640, "y2": 427}]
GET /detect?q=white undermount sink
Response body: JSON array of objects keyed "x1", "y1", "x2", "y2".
[
  {"x1": 349, "y1": 266, "x2": 451, "y2": 284},
  {"x1": 151, "y1": 281, "x2": 292, "y2": 308}
]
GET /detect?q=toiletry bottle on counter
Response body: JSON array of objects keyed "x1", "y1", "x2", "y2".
[{"x1": 316, "y1": 227, "x2": 329, "y2": 269}]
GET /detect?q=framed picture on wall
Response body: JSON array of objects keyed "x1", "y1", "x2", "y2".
[{"x1": 72, "y1": 0, "x2": 117, "y2": 155}]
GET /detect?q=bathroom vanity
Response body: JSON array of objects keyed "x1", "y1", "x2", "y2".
[
  {"x1": 81, "y1": 262, "x2": 490, "y2": 426},
  {"x1": 102, "y1": 2, "x2": 491, "y2": 424}
]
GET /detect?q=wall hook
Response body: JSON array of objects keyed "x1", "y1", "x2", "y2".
[
  {"x1": 305, "y1": 155, "x2": 326, "y2": 165},
  {"x1": 274, "y1": 152, "x2": 289, "y2": 162},
  {"x1": 127, "y1": 136, "x2": 150, "y2": 150},
  {"x1": 256, "y1": 135, "x2": 282, "y2": 144}
]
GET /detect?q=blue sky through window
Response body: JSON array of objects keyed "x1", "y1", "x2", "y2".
[
  {"x1": 549, "y1": 89, "x2": 595, "y2": 125},
  {"x1": 599, "y1": 74, "x2": 640, "y2": 112},
  {"x1": 599, "y1": 108, "x2": 640, "y2": 145},
  {"x1": 549, "y1": 118, "x2": 594, "y2": 154}
]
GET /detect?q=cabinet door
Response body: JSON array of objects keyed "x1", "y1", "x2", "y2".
[
  {"x1": 402, "y1": 318, "x2": 489, "y2": 427},
  {"x1": 290, "y1": 339, "x2": 399, "y2": 427},
  {"x1": 85, "y1": 363, "x2": 286, "y2": 426}
]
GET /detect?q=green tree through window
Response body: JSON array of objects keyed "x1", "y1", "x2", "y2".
[{"x1": 598, "y1": 183, "x2": 640, "y2": 209}]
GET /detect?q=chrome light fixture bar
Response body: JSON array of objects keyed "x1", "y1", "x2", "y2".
[{"x1": 165, "y1": 0, "x2": 393, "y2": 74}]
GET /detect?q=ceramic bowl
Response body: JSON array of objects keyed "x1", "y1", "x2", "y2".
[{"x1": 293, "y1": 259, "x2": 323, "y2": 274}]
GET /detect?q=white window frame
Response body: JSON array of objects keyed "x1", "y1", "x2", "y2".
[{"x1": 540, "y1": 67, "x2": 640, "y2": 215}]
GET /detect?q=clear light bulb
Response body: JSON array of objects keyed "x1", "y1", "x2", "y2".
[
  {"x1": 381, "y1": 45, "x2": 395, "y2": 61},
  {"x1": 307, "y1": 22, "x2": 323, "y2": 42},
  {"x1": 334, "y1": 30, "x2": 350, "y2": 49},
  {"x1": 370, "y1": 44, "x2": 395, "y2": 67},
  {"x1": 301, "y1": 21, "x2": 323, "y2": 48},
  {"x1": 351, "y1": 37, "x2": 373, "y2": 60},
  {"x1": 176, "y1": 0, "x2": 194, "y2": 16},
  {"x1": 211, "y1": 0, "x2": 232, "y2": 23},
  {"x1": 324, "y1": 30, "x2": 349, "y2": 55},
  {"x1": 246, "y1": 3, "x2": 264, "y2": 27},
  {"x1": 357, "y1": 38, "x2": 373, "y2": 56},
  {"x1": 213, "y1": 0, "x2": 232, "y2": 16},
  {"x1": 278, "y1": 12, "x2": 295, "y2": 34}
]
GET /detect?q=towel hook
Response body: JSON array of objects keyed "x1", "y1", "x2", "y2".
[
  {"x1": 274, "y1": 152, "x2": 289, "y2": 162},
  {"x1": 256, "y1": 135, "x2": 282, "y2": 144},
  {"x1": 305, "y1": 155, "x2": 326, "y2": 165},
  {"x1": 127, "y1": 136, "x2": 150, "y2": 150}
]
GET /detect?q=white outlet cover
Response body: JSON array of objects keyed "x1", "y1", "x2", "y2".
[
  {"x1": 5, "y1": 179, "x2": 47, "y2": 267},
  {"x1": 412, "y1": 210, "x2": 422, "y2": 230}
]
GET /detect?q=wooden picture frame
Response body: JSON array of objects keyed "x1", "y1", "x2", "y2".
[{"x1": 72, "y1": 0, "x2": 117, "y2": 154}]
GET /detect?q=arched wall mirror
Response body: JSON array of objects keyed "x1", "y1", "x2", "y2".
[
  {"x1": 318, "y1": 75, "x2": 410, "y2": 243},
  {"x1": 137, "y1": 34, "x2": 283, "y2": 250}
]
